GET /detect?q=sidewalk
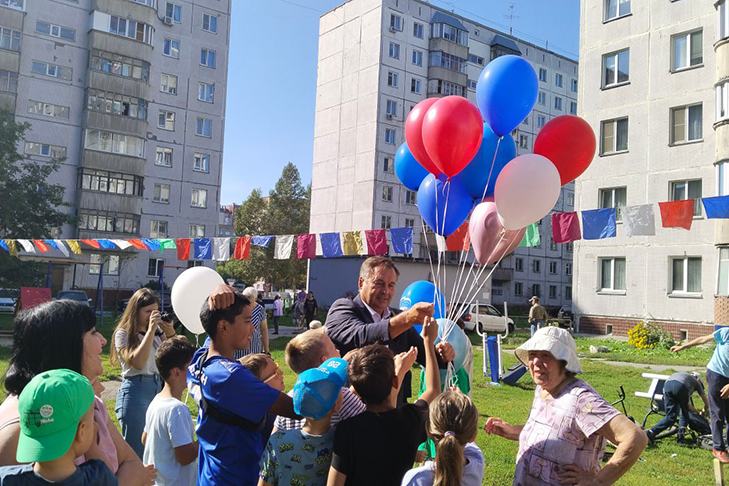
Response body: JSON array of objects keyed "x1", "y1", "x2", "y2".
[{"x1": 502, "y1": 349, "x2": 702, "y2": 373}]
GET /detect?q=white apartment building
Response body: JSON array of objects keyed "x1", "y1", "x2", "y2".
[
  {"x1": 309, "y1": 0, "x2": 577, "y2": 309},
  {"x1": 0, "y1": 0, "x2": 230, "y2": 297},
  {"x1": 574, "y1": 0, "x2": 720, "y2": 338}
]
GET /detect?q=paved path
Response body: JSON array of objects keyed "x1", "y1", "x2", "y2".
[{"x1": 502, "y1": 349, "x2": 702, "y2": 373}]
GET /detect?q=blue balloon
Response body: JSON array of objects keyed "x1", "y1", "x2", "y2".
[
  {"x1": 435, "y1": 318, "x2": 469, "y2": 370},
  {"x1": 417, "y1": 174, "x2": 473, "y2": 236},
  {"x1": 476, "y1": 55, "x2": 538, "y2": 137},
  {"x1": 459, "y1": 123, "x2": 517, "y2": 200},
  {"x1": 399, "y1": 280, "x2": 446, "y2": 321},
  {"x1": 395, "y1": 142, "x2": 430, "y2": 191}
]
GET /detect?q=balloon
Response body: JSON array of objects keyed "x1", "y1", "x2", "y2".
[
  {"x1": 395, "y1": 143, "x2": 430, "y2": 191},
  {"x1": 434, "y1": 318, "x2": 468, "y2": 370},
  {"x1": 417, "y1": 174, "x2": 473, "y2": 236},
  {"x1": 469, "y1": 199, "x2": 527, "y2": 265},
  {"x1": 476, "y1": 55, "x2": 538, "y2": 136},
  {"x1": 494, "y1": 154, "x2": 562, "y2": 230},
  {"x1": 534, "y1": 115, "x2": 597, "y2": 185},
  {"x1": 405, "y1": 98, "x2": 440, "y2": 174},
  {"x1": 459, "y1": 124, "x2": 517, "y2": 200},
  {"x1": 422, "y1": 96, "x2": 483, "y2": 177},
  {"x1": 399, "y1": 281, "x2": 446, "y2": 326},
  {"x1": 171, "y1": 266, "x2": 224, "y2": 335}
]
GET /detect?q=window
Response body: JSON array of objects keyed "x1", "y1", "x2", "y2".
[
  {"x1": 539, "y1": 68, "x2": 547, "y2": 82},
  {"x1": 385, "y1": 128, "x2": 396, "y2": 144},
  {"x1": 411, "y1": 78, "x2": 420, "y2": 93},
  {"x1": 599, "y1": 187, "x2": 626, "y2": 221},
  {"x1": 194, "y1": 153, "x2": 210, "y2": 172},
  {"x1": 24, "y1": 142, "x2": 65, "y2": 158},
  {"x1": 602, "y1": 49, "x2": 629, "y2": 87},
  {"x1": 163, "y1": 38, "x2": 180, "y2": 58},
  {"x1": 381, "y1": 215, "x2": 392, "y2": 229},
  {"x1": 28, "y1": 101, "x2": 69, "y2": 119},
  {"x1": 388, "y1": 71, "x2": 398, "y2": 87},
  {"x1": 386, "y1": 99, "x2": 397, "y2": 117},
  {"x1": 198, "y1": 82, "x2": 214, "y2": 103},
  {"x1": 153, "y1": 183, "x2": 170, "y2": 203},
  {"x1": 671, "y1": 104, "x2": 702, "y2": 144},
  {"x1": 515, "y1": 257, "x2": 523, "y2": 272},
  {"x1": 550, "y1": 238, "x2": 558, "y2": 251},
  {"x1": 155, "y1": 146, "x2": 172, "y2": 167},
  {"x1": 468, "y1": 54, "x2": 484, "y2": 66},
  {"x1": 569, "y1": 102, "x2": 577, "y2": 115},
  {"x1": 0, "y1": 27, "x2": 21, "y2": 51},
  {"x1": 670, "y1": 179, "x2": 702, "y2": 216},
  {"x1": 85, "y1": 129, "x2": 145, "y2": 158},
  {"x1": 522, "y1": 117, "x2": 529, "y2": 126},
  {"x1": 196, "y1": 117, "x2": 212, "y2": 137},
  {"x1": 670, "y1": 257, "x2": 702, "y2": 294},
  {"x1": 604, "y1": 0, "x2": 630, "y2": 21},
  {"x1": 429, "y1": 52, "x2": 467, "y2": 73},
  {"x1": 191, "y1": 188, "x2": 207, "y2": 208},
  {"x1": 390, "y1": 14, "x2": 402, "y2": 31},
  {"x1": 109, "y1": 16, "x2": 153, "y2": 44},
  {"x1": 537, "y1": 115, "x2": 546, "y2": 128},
  {"x1": 382, "y1": 185, "x2": 393, "y2": 202},
  {"x1": 600, "y1": 257, "x2": 626, "y2": 291},
  {"x1": 389, "y1": 42, "x2": 400, "y2": 59},
  {"x1": 554, "y1": 97, "x2": 563, "y2": 111},
  {"x1": 165, "y1": 2, "x2": 181, "y2": 22},
  {"x1": 431, "y1": 22, "x2": 468, "y2": 46},
  {"x1": 89, "y1": 254, "x2": 119, "y2": 275},
  {"x1": 719, "y1": 162, "x2": 729, "y2": 196},
  {"x1": 148, "y1": 258, "x2": 164, "y2": 277},
  {"x1": 78, "y1": 169, "x2": 143, "y2": 196},
  {"x1": 35, "y1": 21, "x2": 75, "y2": 41},
  {"x1": 202, "y1": 13, "x2": 218, "y2": 33},
  {"x1": 158, "y1": 110, "x2": 175, "y2": 130},
  {"x1": 519, "y1": 134, "x2": 529, "y2": 149},
  {"x1": 533, "y1": 259, "x2": 541, "y2": 273},
  {"x1": 434, "y1": 80, "x2": 464, "y2": 97},
  {"x1": 601, "y1": 117, "x2": 629, "y2": 154},
  {"x1": 514, "y1": 282, "x2": 523, "y2": 296},
  {"x1": 79, "y1": 210, "x2": 139, "y2": 234},
  {"x1": 532, "y1": 284, "x2": 541, "y2": 298},
  {"x1": 405, "y1": 190, "x2": 416, "y2": 205},
  {"x1": 565, "y1": 286, "x2": 572, "y2": 300},
  {"x1": 467, "y1": 79, "x2": 477, "y2": 90},
  {"x1": 721, "y1": 0, "x2": 729, "y2": 41},
  {"x1": 160, "y1": 73, "x2": 177, "y2": 94},
  {"x1": 549, "y1": 261, "x2": 558, "y2": 274},
  {"x1": 383, "y1": 157, "x2": 394, "y2": 173},
  {"x1": 0, "y1": 0, "x2": 24, "y2": 10},
  {"x1": 555, "y1": 73, "x2": 563, "y2": 87},
  {"x1": 189, "y1": 224, "x2": 205, "y2": 238},
  {"x1": 538, "y1": 91, "x2": 546, "y2": 105},
  {"x1": 412, "y1": 49, "x2": 423, "y2": 66},
  {"x1": 413, "y1": 22, "x2": 423, "y2": 39},
  {"x1": 200, "y1": 48, "x2": 216, "y2": 68},
  {"x1": 672, "y1": 30, "x2": 703, "y2": 71},
  {"x1": 87, "y1": 90, "x2": 147, "y2": 120},
  {"x1": 31, "y1": 60, "x2": 72, "y2": 80},
  {"x1": 150, "y1": 221, "x2": 168, "y2": 239},
  {"x1": 129, "y1": 0, "x2": 156, "y2": 6},
  {"x1": 90, "y1": 50, "x2": 149, "y2": 81},
  {"x1": 549, "y1": 285, "x2": 557, "y2": 299},
  {"x1": 570, "y1": 78, "x2": 578, "y2": 92},
  {"x1": 187, "y1": 260, "x2": 203, "y2": 268},
  {"x1": 720, "y1": 248, "x2": 729, "y2": 295},
  {"x1": 567, "y1": 193, "x2": 575, "y2": 207},
  {"x1": 565, "y1": 242, "x2": 573, "y2": 253},
  {"x1": 566, "y1": 262, "x2": 573, "y2": 275}
]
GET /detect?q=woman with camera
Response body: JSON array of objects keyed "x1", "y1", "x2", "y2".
[{"x1": 111, "y1": 288, "x2": 176, "y2": 458}]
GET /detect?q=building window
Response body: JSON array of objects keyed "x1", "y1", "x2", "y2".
[
  {"x1": 431, "y1": 22, "x2": 468, "y2": 46},
  {"x1": 196, "y1": 117, "x2": 212, "y2": 137},
  {"x1": 155, "y1": 146, "x2": 172, "y2": 167},
  {"x1": 383, "y1": 157, "x2": 394, "y2": 173},
  {"x1": 670, "y1": 179, "x2": 702, "y2": 216},
  {"x1": 554, "y1": 97, "x2": 563, "y2": 111},
  {"x1": 191, "y1": 188, "x2": 207, "y2": 208},
  {"x1": 158, "y1": 110, "x2": 175, "y2": 130},
  {"x1": 519, "y1": 134, "x2": 529, "y2": 149},
  {"x1": 467, "y1": 79, "x2": 477, "y2": 90},
  {"x1": 153, "y1": 183, "x2": 170, "y2": 203},
  {"x1": 200, "y1": 48, "x2": 216, "y2": 68},
  {"x1": 550, "y1": 238, "x2": 558, "y2": 251},
  {"x1": 600, "y1": 118, "x2": 629, "y2": 154},
  {"x1": 385, "y1": 128, "x2": 396, "y2": 145},
  {"x1": 604, "y1": 0, "x2": 630, "y2": 21},
  {"x1": 405, "y1": 190, "x2": 417, "y2": 205},
  {"x1": 599, "y1": 187, "x2": 626, "y2": 221},
  {"x1": 600, "y1": 257, "x2": 626, "y2": 291},
  {"x1": 202, "y1": 13, "x2": 218, "y2": 33},
  {"x1": 412, "y1": 49, "x2": 423, "y2": 66},
  {"x1": 89, "y1": 254, "x2": 119, "y2": 275},
  {"x1": 565, "y1": 286, "x2": 572, "y2": 300},
  {"x1": 109, "y1": 16, "x2": 153, "y2": 44},
  {"x1": 538, "y1": 91, "x2": 546, "y2": 105},
  {"x1": 0, "y1": 69, "x2": 18, "y2": 94},
  {"x1": 565, "y1": 242, "x2": 573, "y2": 253},
  {"x1": 539, "y1": 68, "x2": 547, "y2": 82},
  {"x1": 198, "y1": 82, "x2": 214, "y2": 103},
  {"x1": 382, "y1": 185, "x2": 393, "y2": 202},
  {"x1": 671, "y1": 104, "x2": 702, "y2": 144},
  {"x1": 163, "y1": 38, "x2": 180, "y2": 58},
  {"x1": 150, "y1": 220, "x2": 168, "y2": 238},
  {"x1": 85, "y1": 129, "x2": 145, "y2": 158},
  {"x1": 160, "y1": 73, "x2": 177, "y2": 94},
  {"x1": 719, "y1": 162, "x2": 729, "y2": 196},
  {"x1": 413, "y1": 22, "x2": 423, "y2": 39},
  {"x1": 24, "y1": 142, "x2": 65, "y2": 158},
  {"x1": 567, "y1": 193, "x2": 575, "y2": 207},
  {"x1": 78, "y1": 169, "x2": 143, "y2": 196},
  {"x1": 194, "y1": 153, "x2": 210, "y2": 173},
  {"x1": 0, "y1": 0, "x2": 24, "y2": 10},
  {"x1": 720, "y1": 0, "x2": 729, "y2": 41},
  {"x1": 165, "y1": 2, "x2": 181, "y2": 22},
  {"x1": 570, "y1": 78, "x2": 578, "y2": 92},
  {"x1": 719, "y1": 248, "x2": 729, "y2": 295},
  {"x1": 602, "y1": 49, "x2": 629, "y2": 88},
  {"x1": 429, "y1": 51, "x2": 467, "y2": 73},
  {"x1": 381, "y1": 215, "x2": 392, "y2": 229},
  {"x1": 87, "y1": 90, "x2": 147, "y2": 120},
  {"x1": 190, "y1": 224, "x2": 205, "y2": 238},
  {"x1": 532, "y1": 284, "x2": 541, "y2": 297},
  {"x1": 90, "y1": 50, "x2": 148, "y2": 81},
  {"x1": 515, "y1": 257, "x2": 523, "y2": 272},
  {"x1": 468, "y1": 54, "x2": 484, "y2": 66},
  {"x1": 549, "y1": 285, "x2": 557, "y2": 299},
  {"x1": 27, "y1": 100, "x2": 69, "y2": 119},
  {"x1": 388, "y1": 42, "x2": 400, "y2": 59},
  {"x1": 79, "y1": 210, "x2": 139, "y2": 234},
  {"x1": 35, "y1": 20, "x2": 75, "y2": 41},
  {"x1": 434, "y1": 80, "x2": 464, "y2": 97},
  {"x1": 187, "y1": 260, "x2": 203, "y2": 268},
  {"x1": 31, "y1": 60, "x2": 72, "y2": 80},
  {"x1": 537, "y1": 115, "x2": 546, "y2": 128},
  {"x1": 569, "y1": 102, "x2": 577, "y2": 115},
  {"x1": 670, "y1": 257, "x2": 702, "y2": 294},
  {"x1": 390, "y1": 14, "x2": 402, "y2": 31},
  {"x1": 555, "y1": 73, "x2": 563, "y2": 87},
  {"x1": 566, "y1": 262, "x2": 573, "y2": 275},
  {"x1": 533, "y1": 259, "x2": 541, "y2": 273},
  {"x1": 672, "y1": 30, "x2": 703, "y2": 72},
  {"x1": 522, "y1": 117, "x2": 529, "y2": 126},
  {"x1": 549, "y1": 261, "x2": 558, "y2": 274},
  {"x1": 405, "y1": 217, "x2": 415, "y2": 227},
  {"x1": 386, "y1": 99, "x2": 397, "y2": 117},
  {"x1": 388, "y1": 71, "x2": 398, "y2": 87},
  {"x1": 148, "y1": 258, "x2": 164, "y2": 277},
  {"x1": 410, "y1": 78, "x2": 420, "y2": 93},
  {"x1": 514, "y1": 282, "x2": 523, "y2": 296}
]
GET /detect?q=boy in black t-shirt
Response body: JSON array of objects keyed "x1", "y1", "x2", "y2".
[{"x1": 327, "y1": 318, "x2": 441, "y2": 486}]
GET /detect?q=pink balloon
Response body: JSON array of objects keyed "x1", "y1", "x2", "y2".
[
  {"x1": 469, "y1": 200, "x2": 526, "y2": 265},
  {"x1": 405, "y1": 98, "x2": 440, "y2": 174},
  {"x1": 422, "y1": 96, "x2": 483, "y2": 177}
]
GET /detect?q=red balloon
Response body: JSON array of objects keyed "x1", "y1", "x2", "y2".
[
  {"x1": 405, "y1": 98, "x2": 440, "y2": 174},
  {"x1": 422, "y1": 96, "x2": 483, "y2": 177},
  {"x1": 533, "y1": 115, "x2": 596, "y2": 185}
]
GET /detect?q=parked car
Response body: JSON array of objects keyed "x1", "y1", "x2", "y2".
[
  {"x1": 458, "y1": 303, "x2": 514, "y2": 334},
  {"x1": 0, "y1": 289, "x2": 18, "y2": 314},
  {"x1": 55, "y1": 290, "x2": 92, "y2": 307},
  {"x1": 557, "y1": 304, "x2": 573, "y2": 320},
  {"x1": 261, "y1": 297, "x2": 276, "y2": 312}
]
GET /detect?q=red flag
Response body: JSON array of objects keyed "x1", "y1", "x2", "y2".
[
  {"x1": 33, "y1": 239, "x2": 49, "y2": 253},
  {"x1": 127, "y1": 239, "x2": 149, "y2": 250},
  {"x1": 296, "y1": 234, "x2": 316, "y2": 259},
  {"x1": 365, "y1": 229, "x2": 388, "y2": 255},
  {"x1": 176, "y1": 239, "x2": 190, "y2": 260},
  {"x1": 446, "y1": 222, "x2": 470, "y2": 251},
  {"x1": 659, "y1": 200, "x2": 694, "y2": 230},
  {"x1": 552, "y1": 212, "x2": 582, "y2": 244},
  {"x1": 80, "y1": 239, "x2": 101, "y2": 249},
  {"x1": 233, "y1": 237, "x2": 251, "y2": 260}
]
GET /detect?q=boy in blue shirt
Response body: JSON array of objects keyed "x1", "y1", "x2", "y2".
[{"x1": 188, "y1": 291, "x2": 299, "y2": 486}]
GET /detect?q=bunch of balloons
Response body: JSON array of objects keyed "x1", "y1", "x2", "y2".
[{"x1": 395, "y1": 55, "x2": 596, "y2": 265}]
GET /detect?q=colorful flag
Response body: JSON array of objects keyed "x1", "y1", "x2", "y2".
[
  {"x1": 159, "y1": 239, "x2": 177, "y2": 252},
  {"x1": 233, "y1": 237, "x2": 251, "y2": 260},
  {"x1": 213, "y1": 238, "x2": 231, "y2": 261},
  {"x1": 390, "y1": 227, "x2": 413, "y2": 255},
  {"x1": 518, "y1": 223, "x2": 540, "y2": 247},
  {"x1": 320, "y1": 233, "x2": 343, "y2": 258},
  {"x1": 582, "y1": 208, "x2": 617, "y2": 240},
  {"x1": 6, "y1": 240, "x2": 17, "y2": 257},
  {"x1": 274, "y1": 235, "x2": 294, "y2": 259},
  {"x1": 252, "y1": 236, "x2": 274, "y2": 248},
  {"x1": 658, "y1": 200, "x2": 694, "y2": 230},
  {"x1": 128, "y1": 239, "x2": 149, "y2": 250},
  {"x1": 435, "y1": 235, "x2": 447, "y2": 253},
  {"x1": 142, "y1": 239, "x2": 161, "y2": 251},
  {"x1": 622, "y1": 204, "x2": 656, "y2": 237},
  {"x1": 17, "y1": 239, "x2": 35, "y2": 253},
  {"x1": 297, "y1": 234, "x2": 316, "y2": 259},
  {"x1": 703, "y1": 196, "x2": 729, "y2": 219},
  {"x1": 110, "y1": 239, "x2": 133, "y2": 250},
  {"x1": 53, "y1": 240, "x2": 70, "y2": 257},
  {"x1": 194, "y1": 238, "x2": 212, "y2": 260},
  {"x1": 33, "y1": 240, "x2": 49, "y2": 253},
  {"x1": 342, "y1": 231, "x2": 364, "y2": 255},
  {"x1": 81, "y1": 239, "x2": 101, "y2": 249},
  {"x1": 552, "y1": 212, "x2": 581, "y2": 244},
  {"x1": 66, "y1": 240, "x2": 82, "y2": 255},
  {"x1": 176, "y1": 239, "x2": 191, "y2": 260},
  {"x1": 0, "y1": 240, "x2": 8, "y2": 252},
  {"x1": 43, "y1": 240, "x2": 59, "y2": 251},
  {"x1": 446, "y1": 222, "x2": 470, "y2": 251},
  {"x1": 365, "y1": 229, "x2": 388, "y2": 255}
]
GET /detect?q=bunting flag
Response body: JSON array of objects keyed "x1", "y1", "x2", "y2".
[
  {"x1": 128, "y1": 239, "x2": 149, "y2": 250},
  {"x1": 320, "y1": 233, "x2": 343, "y2": 258},
  {"x1": 518, "y1": 223, "x2": 540, "y2": 248},
  {"x1": 159, "y1": 239, "x2": 177, "y2": 252},
  {"x1": 0, "y1": 241, "x2": 8, "y2": 252},
  {"x1": 622, "y1": 204, "x2": 656, "y2": 237},
  {"x1": 33, "y1": 240, "x2": 49, "y2": 253},
  {"x1": 233, "y1": 236, "x2": 251, "y2": 260},
  {"x1": 53, "y1": 240, "x2": 70, "y2": 257},
  {"x1": 658, "y1": 200, "x2": 694, "y2": 230},
  {"x1": 81, "y1": 239, "x2": 101, "y2": 249},
  {"x1": 43, "y1": 240, "x2": 59, "y2": 251},
  {"x1": 446, "y1": 222, "x2": 470, "y2": 252},
  {"x1": 702, "y1": 196, "x2": 729, "y2": 219},
  {"x1": 582, "y1": 208, "x2": 617, "y2": 240},
  {"x1": 66, "y1": 240, "x2": 82, "y2": 255},
  {"x1": 110, "y1": 239, "x2": 133, "y2": 250},
  {"x1": 96, "y1": 239, "x2": 116, "y2": 250},
  {"x1": 194, "y1": 238, "x2": 212, "y2": 260},
  {"x1": 213, "y1": 238, "x2": 231, "y2": 261},
  {"x1": 142, "y1": 239, "x2": 161, "y2": 251},
  {"x1": 390, "y1": 227, "x2": 413, "y2": 255},
  {"x1": 365, "y1": 229, "x2": 388, "y2": 255},
  {"x1": 275, "y1": 235, "x2": 294, "y2": 260},
  {"x1": 17, "y1": 239, "x2": 35, "y2": 253},
  {"x1": 435, "y1": 235, "x2": 447, "y2": 253},
  {"x1": 342, "y1": 231, "x2": 364, "y2": 255},
  {"x1": 252, "y1": 236, "x2": 274, "y2": 248},
  {"x1": 176, "y1": 238, "x2": 190, "y2": 260},
  {"x1": 297, "y1": 234, "x2": 316, "y2": 259},
  {"x1": 552, "y1": 212, "x2": 581, "y2": 244},
  {"x1": 6, "y1": 240, "x2": 17, "y2": 257}
]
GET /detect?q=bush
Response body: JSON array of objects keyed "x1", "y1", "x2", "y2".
[{"x1": 627, "y1": 321, "x2": 675, "y2": 350}]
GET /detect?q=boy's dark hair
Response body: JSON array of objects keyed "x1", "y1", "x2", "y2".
[
  {"x1": 156, "y1": 336, "x2": 196, "y2": 380},
  {"x1": 347, "y1": 344, "x2": 395, "y2": 405},
  {"x1": 199, "y1": 293, "x2": 250, "y2": 340}
]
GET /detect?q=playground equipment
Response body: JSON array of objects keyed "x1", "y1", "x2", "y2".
[{"x1": 479, "y1": 302, "x2": 528, "y2": 385}]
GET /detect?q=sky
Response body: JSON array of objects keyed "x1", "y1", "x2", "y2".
[{"x1": 220, "y1": 0, "x2": 580, "y2": 204}]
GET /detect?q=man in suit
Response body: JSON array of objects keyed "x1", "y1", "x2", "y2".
[{"x1": 326, "y1": 256, "x2": 454, "y2": 406}]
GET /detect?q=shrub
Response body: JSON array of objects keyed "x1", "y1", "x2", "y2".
[{"x1": 627, "y1": 321, "x2": 675, "y2": 350}]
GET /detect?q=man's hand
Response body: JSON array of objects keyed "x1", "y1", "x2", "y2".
[
  {"x1": 394, "y1": 346, "x2": 418, "y2": 377},
  {"x1": 422, "y1": 316, "x2": 438, "y2": 344},
  {"x1": 557, "y1": 464, "x2": 599, "y2": 485},
  {"x1": 670, "y1": 344, "x2": 684, "y2": 353},
  {"x1": 143, "y1": 464, "x2": 157, "y2": 485},
  {"x1": 208, "y1": 284, "x2": 235, "y2": 310},
  {"x1": 435, "y1": 342, "x2": 455, "y2": 363},
  {"x1": 403, "y1": 302, "x2": 435, "y2": 327},
  {"x1": 721, "y1": 384, "x2": 729, "y2": 400}
]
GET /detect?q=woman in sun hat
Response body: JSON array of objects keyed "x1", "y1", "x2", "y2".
[{"x1": 484, "y1": 327, "x2": 646, "y2": 485}]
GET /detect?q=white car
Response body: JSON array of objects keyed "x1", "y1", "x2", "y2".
[
  {"x1": 458, "y1": 303, "x2": 514, "y2": 334},
  {"x1": 0, "y1": 289, "x2": 18, "y2": 314}
]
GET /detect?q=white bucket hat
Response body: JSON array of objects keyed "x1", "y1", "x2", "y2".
[{"x1": 515, "y1": 326, "x2": 583, "y2": 374}]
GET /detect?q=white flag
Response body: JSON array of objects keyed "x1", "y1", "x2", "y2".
[
  {"x1": 622, "y1": 204, "x2": 656, "y2": 237},
  {"x1": 213, "y1": 238, "x2": 231, "y2": 261},
  {"x1": 53, "y1": 240, "x2": 70, "y2": 257},
  {"x1": 111, "y1": 239, "x2": 133, "y2": 250},
  {"x1": 275, "y1": 235, "x2": 294, "y2": 260},
  {"x1": 435, "y1": 235, "x2": 447, "y2": 253},
  {"x1": 16, "y1": 239, "x2": 35, "y2": 253}
]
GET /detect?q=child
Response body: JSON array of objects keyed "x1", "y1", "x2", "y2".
[
  {"x1": 239, "y1": 354, "x2": 285, "y2": 448},
  {"x1": 275, "y1": 328, "x2": 365, "y2": 432},
  {"x1": 401, "y1": 391, "x2": 484, "y2": 486},
  {"x1": 328, "y1": 317, "x2": 441, "y2": 486},
  {"x1": 258, "y1": 358, "x2": 347, "y2": 486},
  {"x1": 0, "y1": 369, "x2": 117, "y2": 485},
  {"x1": 142, "y1": 336, "x2": 198, "y2": 486}
]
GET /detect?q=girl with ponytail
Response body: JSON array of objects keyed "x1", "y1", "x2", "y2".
[{"x1": 401, "y1": 390, "x2": 484, "y2": 486}]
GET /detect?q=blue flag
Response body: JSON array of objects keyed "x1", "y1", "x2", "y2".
[
  {"x1": 581, "y1": 208, "x2": 617, "y2": 240},
  {"x1": 252, "y1": 236, "x2": 274, "y2": 248},
  {"x1": 0, "y1": 241, "x2": 8, "y2": 252},
  {"x1": 702, "y1": 196, "x2": 729, "y2": 219},
  {"x1": 142, "y1": 239, "x2": 161, "y2": 251},
  {"x1": 98, "y1": 239, "x2": 117, "y2": 250},
  {"x1": 320, "y1": 233, "x2": 343, "y2": 258},
  {"x1": 390, "y1": 227, "x2": 413, "y2": 254},
  {"x1": 193, "y1": 238, "x2": 212, "y2": 259},
  {"x1": 43, "y1": 239, "x2": 60, "y2": 251}
]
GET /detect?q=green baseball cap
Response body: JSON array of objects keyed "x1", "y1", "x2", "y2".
[{"x1": 17, "y1": 369, "x2": 94, "y2": 463}]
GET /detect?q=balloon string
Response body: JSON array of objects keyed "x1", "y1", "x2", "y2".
[
  {"x1": 436, "y1": 179, "x2": 453, "y2": 320},
  {"x1": 447, "y1": 242, "x2": 470, "y2": 321},
  {"x1": 480, "y1": 136, "x2": 503, "y2": 203}
]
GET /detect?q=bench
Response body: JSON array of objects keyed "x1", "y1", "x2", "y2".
[{"x1": 634, "y1": 372, "x2": 670, "y2": 428}]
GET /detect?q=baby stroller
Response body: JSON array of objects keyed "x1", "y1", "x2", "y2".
[{"x1": 292, "y1": 300, "x2": 306, "y2": 330}]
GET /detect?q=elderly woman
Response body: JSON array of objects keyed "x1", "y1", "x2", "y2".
[{"x1": 485, "y1": 327, "x2": 646, "y2": 485}]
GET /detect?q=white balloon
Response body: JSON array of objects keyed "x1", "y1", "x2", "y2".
[
  {"x1": 171, "y1": 266, "x2": 224, "y2": 335},
  {"x1": 494, "y1": 154, "x2": 561, "y2": 230}
]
